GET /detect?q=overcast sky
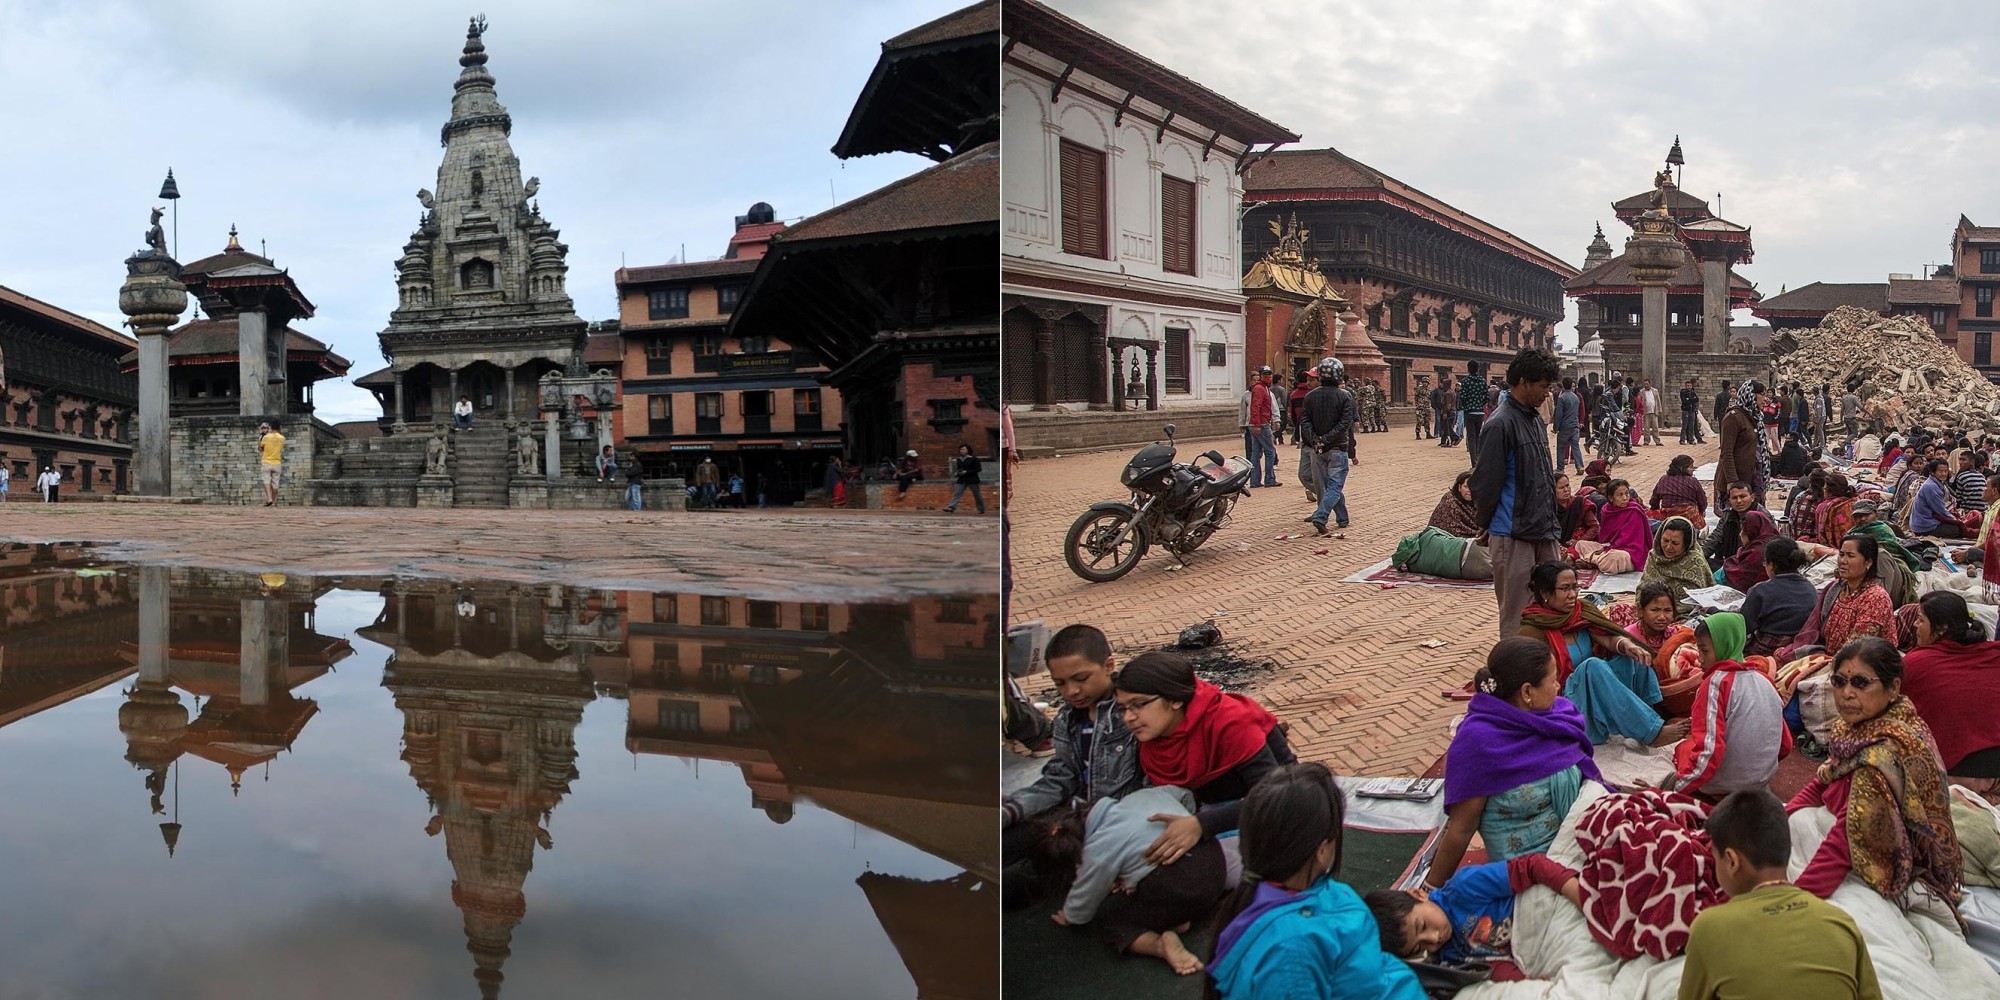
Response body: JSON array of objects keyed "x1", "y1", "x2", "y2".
[
  {"x1": 1054, "y1": 0, "x2": 2000, "y2": 348},
  {"x1": 0, "y1": 0, "x2": 960, "y2": 422}
]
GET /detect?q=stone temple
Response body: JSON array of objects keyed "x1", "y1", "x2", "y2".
[{"x1": 315, "y1": 17, "x2": 634, "y2": 508}]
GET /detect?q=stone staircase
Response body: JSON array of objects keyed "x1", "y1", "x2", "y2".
[{"x1": 448, "y1": 422, "x2": 513, "y2": 508}]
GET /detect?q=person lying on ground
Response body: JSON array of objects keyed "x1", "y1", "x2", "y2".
[
  {"x1": 1640, "y1": 516, "x2": 1710, "y2": 615},
  {"x1": 1573, "y1": 479, "x2": 1649, "y2": 574},
  {"x1": 1663, "y1": 613, "x2": 1791, "y2": 799},
  {"x1": 1113, "y1": 652, "x2": 1294, "y2": 872},
  {"x1": 1679, "y1": 788, "x2": 1882, "y2": 1000},
  {"x1": 1363, "y1": 851, "x2": 1581, "y2": 973},
  {"x1": 1519, "y1": 561, "x2": 1692, "y2": 747},
  {"x1": 1900, "y1": 591, "x2": 2000, "y2": 775},
  {"x1": 1427, "y1": 638, "x2": 1613, "y2": 890},
  {"x1": 1786, "y1": 637, "x2": 1962, "y2": 910},
  {"x1": 1002, "y1": 625, "x2": 1142, "y2": 907},
  {"x1": 1208, "y1": 763, "x2": 1425, "y2": 1000},
  {"x1": 1427, "y1": 471, "x2": 1481, "y2": 539},
  {"x1": 1039, "y1": 785, "x2": 1232, "y2": 976},
  {"x1": 1555, "y1": 474, "x2": 1599, "y2": 546},
  {"x1": 1742, "y1": 537, "x2": 1817, "y2": 656},
  {"x1": 1649, "y1": 454, "x2": 1709, "y2": 529}
]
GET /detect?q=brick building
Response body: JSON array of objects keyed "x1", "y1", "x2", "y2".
[
  {"x1": 1240, "y1": 148, "x2": 1575, "y2": 407},
  {"x1": 0, "y1": 284, "x2": 139, "y2": 494},
  {"x1": 612, "y1": 204, "x2": 843, "y2": 501},
  {"x1": 730, "y1": 1, "x2": 999, "y2": 485},
  {"x1": 1001, "y1": 0, "x2": 1296, "y2": 444}
]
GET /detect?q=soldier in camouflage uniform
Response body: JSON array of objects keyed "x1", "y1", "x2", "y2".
[
  {"x1": 1370, "y1": 379, "x2": 1389, "y2": 432},
  {"x1": 1414, "y1": 375, "x2": 1434, "y2": 439}
]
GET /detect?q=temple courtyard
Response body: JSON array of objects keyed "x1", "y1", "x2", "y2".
[
  {"x1": 1009, "y1": 426, "x2": 1687, "y2": 776},
  {"x1": 0, "y1": 504, "x2": 995, "y2": 600}
]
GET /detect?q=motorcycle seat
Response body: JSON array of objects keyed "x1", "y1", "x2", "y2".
[{"x1": 1198, "y1": 460, "x2": 1252, "y2": 498}]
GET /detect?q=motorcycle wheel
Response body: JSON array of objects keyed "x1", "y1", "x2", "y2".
[{"x1": 1064, "y1": 509, "x2": 1148, "y2": 582}]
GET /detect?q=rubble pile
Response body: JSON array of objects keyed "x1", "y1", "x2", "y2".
[{"x1": 1771, "y1": 305, "x2": 2000, "y2": 432}]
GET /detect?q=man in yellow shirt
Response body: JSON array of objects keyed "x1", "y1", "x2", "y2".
[
  {"x1": 257, "y1": 421, "x2": 285, "y2": 506},
  {"x1": 1678, "y1": 789, "x2": 1880, "y2": 1000}
]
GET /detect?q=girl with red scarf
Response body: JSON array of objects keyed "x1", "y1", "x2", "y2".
[{"x1": 1113, "y1": 652, "x2": 1294, "y2": 870}]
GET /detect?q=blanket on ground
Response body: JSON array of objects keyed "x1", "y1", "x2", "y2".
[{"x1": 1574, "y1": 790, "x2": 1724, "y2": 961}]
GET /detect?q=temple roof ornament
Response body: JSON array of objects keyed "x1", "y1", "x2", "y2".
[{"x1": 1241, "y1": 213, "x2": 1346, "y2": 303}]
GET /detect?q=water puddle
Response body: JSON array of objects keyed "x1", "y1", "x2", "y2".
[{"x1": 0, "y1": 543, "x2": 997, "y2": 998}]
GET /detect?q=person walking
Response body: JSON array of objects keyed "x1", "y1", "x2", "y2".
[
  {"x1": 944, "y1": 443, "x2": 986, "y2": 514},
  {"x1": 1714, "y1": 383, "x2": 1733, "y2": 435},
  {"x1": 727, "y1": 472, "x2": 745, "y2": 508},
  {"x1": 1458, "y1": 363, "x2": 1488, "y2": 461},
  {"x1": 1299, "y1": 357, "x2": 1356, "y2": 537},
  {"x1": 257, "y1": 420, "x2": 285, "y2": 507},
  {"x1": 1640, "y1": 379, "x2": 1664, "y2": 445},
  {"x1": 825, "y1": 456, "x2": 847, "y2": 509},
  {"x1": 694, "y1": 456, "x2": 721, "y2": 509},
  {"x1": 1553, "y1": 377, "x2": 1582, "y2": 475},
  {"x1": 624, "y1": 466, "x2": 644, "y2": 511},
  {"x1": 35, "y1": 466, "x2": 58, "y2": 504},
  {"x1": 1841, "y1": 385, "x2": 1860, "y2": 441},
  {"x1": 0, "y1": 462, "x2": 12, "y2": 502},
  {"x1": 1470, "y1": 348, "x2": 1562, "y2": 639},
  {"x1": 452, "y1": 394, "x2": 473, "y2": 431},
  {"x1": 1437, "y1": 378, "x2": 1459, "y2": 448},
  {"x1": 1414, "y1": 375, "x2": 1434, "y2": 440}
]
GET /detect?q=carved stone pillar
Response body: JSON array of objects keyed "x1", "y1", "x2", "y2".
[
  {"x1": 503, "y1": 367, "x2": 516, "y2": 421},
  {"x1": 237, "y1": 308, "x2": 270, "y2": 417},
  {"x1": 119, "y1": 249, "x2": 187, "y2": 496},
  {"x1": 392, "y1": 371, "x2": 406, "y2": 431}
]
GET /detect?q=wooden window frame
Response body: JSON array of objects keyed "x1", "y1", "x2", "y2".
[
  {"x1": 1164, "y1": 327, "x2": 1191, "y2": 394},
  {"x1": 1058, "y1": 139, "x2": 1108, "y2": 259},
  {"x1": 1161, "y1": 174, "x2": 1196, "y2": 275}
]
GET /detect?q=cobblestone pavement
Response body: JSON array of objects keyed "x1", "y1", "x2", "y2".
[
  {"x1": 1011, "y1": 424, "x2": 1689, "y2": 776},
  {"x1": 0, "y1": 505, "x2": 998, "y2": 601}
]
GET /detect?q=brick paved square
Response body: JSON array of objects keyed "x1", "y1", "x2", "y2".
[{"x1": 1010, "y1": 426, "x2": 1687, "y2": 776}]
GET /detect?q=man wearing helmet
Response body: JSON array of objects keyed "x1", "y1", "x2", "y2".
[
  {"x1": 1299, "y1": 357, "x2": 1356, "y2": 536},
  {"x1": 1241, "y1": 366, "x2": 1283, "y2": 487}
]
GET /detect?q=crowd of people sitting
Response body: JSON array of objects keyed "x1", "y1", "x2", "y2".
[{"x1": 1007, "y1": 347, "x2": 2000, "y2": 998}]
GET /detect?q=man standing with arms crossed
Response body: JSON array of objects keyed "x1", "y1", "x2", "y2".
[
  {"x1": 1470, "y1": 348, "x2": 1561, "y2": 639},
  {"x1": 257, "y1": 421, "x2": 285, "y2": 507}
]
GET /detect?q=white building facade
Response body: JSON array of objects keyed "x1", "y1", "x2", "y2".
[{"x1": 999, "y1": 0, "x2": 1296, "y2": 415}]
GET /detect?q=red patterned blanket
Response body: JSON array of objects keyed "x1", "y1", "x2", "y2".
[{"x1": 1575, "y1": 789, "x2": 1725, "y2": 960}]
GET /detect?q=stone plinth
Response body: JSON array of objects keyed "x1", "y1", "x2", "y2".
[
  {"x1": 415, "y1": 475, "x2": 455, "y2": 508},
  {"x1": 169, "y1": 415, "x2": 326, "y2": 505},
  {"x1": 507, "y1": 479, "x2": 549, "y2": 509}
]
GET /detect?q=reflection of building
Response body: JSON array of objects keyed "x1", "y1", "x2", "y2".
[
  {"x1": 364, "y1": 582, "x2": 591, "y2": 1000},
  {"x1": 599, "y1": 590, "x2": 998, "y2": 999},
  {"x1": 0, "y1": 543, "x2": 136, "y2": 727},
  {"x1": 0, "y1": 285, "x2": 137, "y2": 492},
  {"x1": 116, "y1": 568, "x2": 352, "y2": 854}
]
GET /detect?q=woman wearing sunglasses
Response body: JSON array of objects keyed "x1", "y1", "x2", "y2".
[{"x1": 1786, "y1": 637, "x2": 1963, "y2": 913}]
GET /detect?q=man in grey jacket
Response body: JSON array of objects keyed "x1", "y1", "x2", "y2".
[
  {"x1": 1553, "y1": 377, "x2": 1582, "y2": 475},
  {"x1": 1471, "y1": 348, "x2": 1562, "y2": 639},
  {"x1": 1002, "y1": 624, "x2": 1143, "y2": 906}
]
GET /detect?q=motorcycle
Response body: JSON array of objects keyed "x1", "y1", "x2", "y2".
[{"x1": 1062, "y1": 424, "x2": 1253, "y2": 583}]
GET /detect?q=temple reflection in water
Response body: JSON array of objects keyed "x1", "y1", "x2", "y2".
[{"x1": 0, "y1": 545, "x2": 997, "y2": 999}]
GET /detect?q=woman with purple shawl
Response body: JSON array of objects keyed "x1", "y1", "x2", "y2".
[{"x1": 1421, "y1": 638, "x2": 1610, "y2": 893}]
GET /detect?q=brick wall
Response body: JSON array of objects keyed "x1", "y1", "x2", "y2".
[
  {"x1": 1011, "y1": 404, "x2": 1236, "y2": 453},
  {"x1": 170, "y1": 415, "x2": 324, "y2": 504},
  {"x1": 1601, "y1": 351, "x2": 1772, "y2": 423},
  {"x1": 900, "y1": 359, "x2": 998, "y2": 476}
]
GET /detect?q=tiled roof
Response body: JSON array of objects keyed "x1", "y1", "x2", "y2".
[
  {"x1": 0, "y1": 284, "x2": 134, "y2": 352},
  {"x1": 774, "y1": 142, "x2": 998, "y2": 245},
  {"x1": 1244, "y1": 148, "x2": 1576, "y2": 277},
  {"x1": 1564, "y1": 252, "x2": 1758, "y2": 296},
  {"x1": 1959, "y1": 216, "x2": 2000, "y2": 242},
  {"x1": 1002, "y1": 0, "x2": 1297, "y2": 146},
  {"x1": 886, "y1": 0, "x2": 996, "y2": 50},
  {"x1": 353, "y1": 366, "x2": 393, "y2": 388},
  {"x1": 180, "y1": 242, "x2": 274, "y2": 277},
  {"x1": 1611, "y1": 188, "x2": 1713, "y2": 214},
  {"x1": 616, "y1": 258, "x2": 760, "y2": 287},
  {"x1": 1887, "y1": 278, "x2": 1958, "y2": 306},
  {"x1": 1749, "y1": 281, "x2": 1887, "y2": 314}
]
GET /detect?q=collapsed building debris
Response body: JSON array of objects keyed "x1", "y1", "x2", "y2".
[{"x1": 1771, "y1": 305, "x2": 2000, "y2": 432}]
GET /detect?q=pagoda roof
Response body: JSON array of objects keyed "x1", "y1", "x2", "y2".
[
  {"x1": 1888, "y1": 277, "x2": 1959, "y2": 306},
  {"x1": 1002, "y1": 0, "x2": 1298, "y2": 146},
  {"x1": 1563, "y1": 251, "x2": 1759, "y2": 302},
  {"x1": 178, "y1": 239, "x2": 316, "y2": 320},
  {"x1": 1612, "y1": 187, "x2": 1712, "y2": 221},
  {"x1": 1680, "y1": 216, "x2": 1750, "y2": 235},
  {"x1": 773, "y1": 141, "x2": 997, "y2": 246},
  {"x1": 1243, "y1": 148, "x2": 1577, "y2": 277},
  {"x1": 115, "y1": 319, "x2": 351, "y2": 378},
  {"x1": 833, "y1": 0, "x2": 998, "y2": 161},
  {"x1": 0, "y1": 283, "x2": 136, "y2": 353},
  {"x1": 1749, "y1": 281, "x2": 1887, "y2": 317}
]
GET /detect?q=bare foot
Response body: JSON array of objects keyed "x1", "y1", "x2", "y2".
[
  {"x1": 1172, "y1": 921, "x2": 1192, "y2": 933},
  {"x1": 1650, "y1": 719, "x2": 1692, "y2": 747},
  {"x1": 1159, "y1": 931, "x2": 1205, "y2": 976}
]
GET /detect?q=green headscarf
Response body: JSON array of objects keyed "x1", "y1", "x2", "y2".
[{"x1": 1703, "y1": 611, "x2": 1746, "y2": 663}]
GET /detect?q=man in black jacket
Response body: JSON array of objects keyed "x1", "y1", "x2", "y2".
[
  {"x1": 1680, "y1": 378, "x2": 1704, "y2": 444},
  {"x1": 1299, "y1": 356, "x2": 1356, "y2": 536},
  {"x1": 1471, "y1": 347, "x2": 1562, "y2": 639}
]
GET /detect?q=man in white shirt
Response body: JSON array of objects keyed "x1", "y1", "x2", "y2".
[
  {"x1": 35, "y1": 467, "x2": 59, "y2": 503},
  {"x1": 1640, "y1": 379, "x2": 1664, "y2": 446},
  {"x1": 453, "y1": 395, "x2": 474, "y2": 431}
]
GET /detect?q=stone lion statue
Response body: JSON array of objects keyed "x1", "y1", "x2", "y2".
[
  {"x1": 425, "y1": 427, "x2": 449, "y2": 476},
  {"x1": 516, "y1": 428, "x2": 538, "y2": 476}
]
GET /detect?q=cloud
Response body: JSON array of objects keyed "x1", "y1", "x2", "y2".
[
  {"x1": 1047, "y1": 0, "x2": 2000, "y2": 347},
  {"x1": 0, "y1": 0, "x2": 963, "y2": 422}
]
